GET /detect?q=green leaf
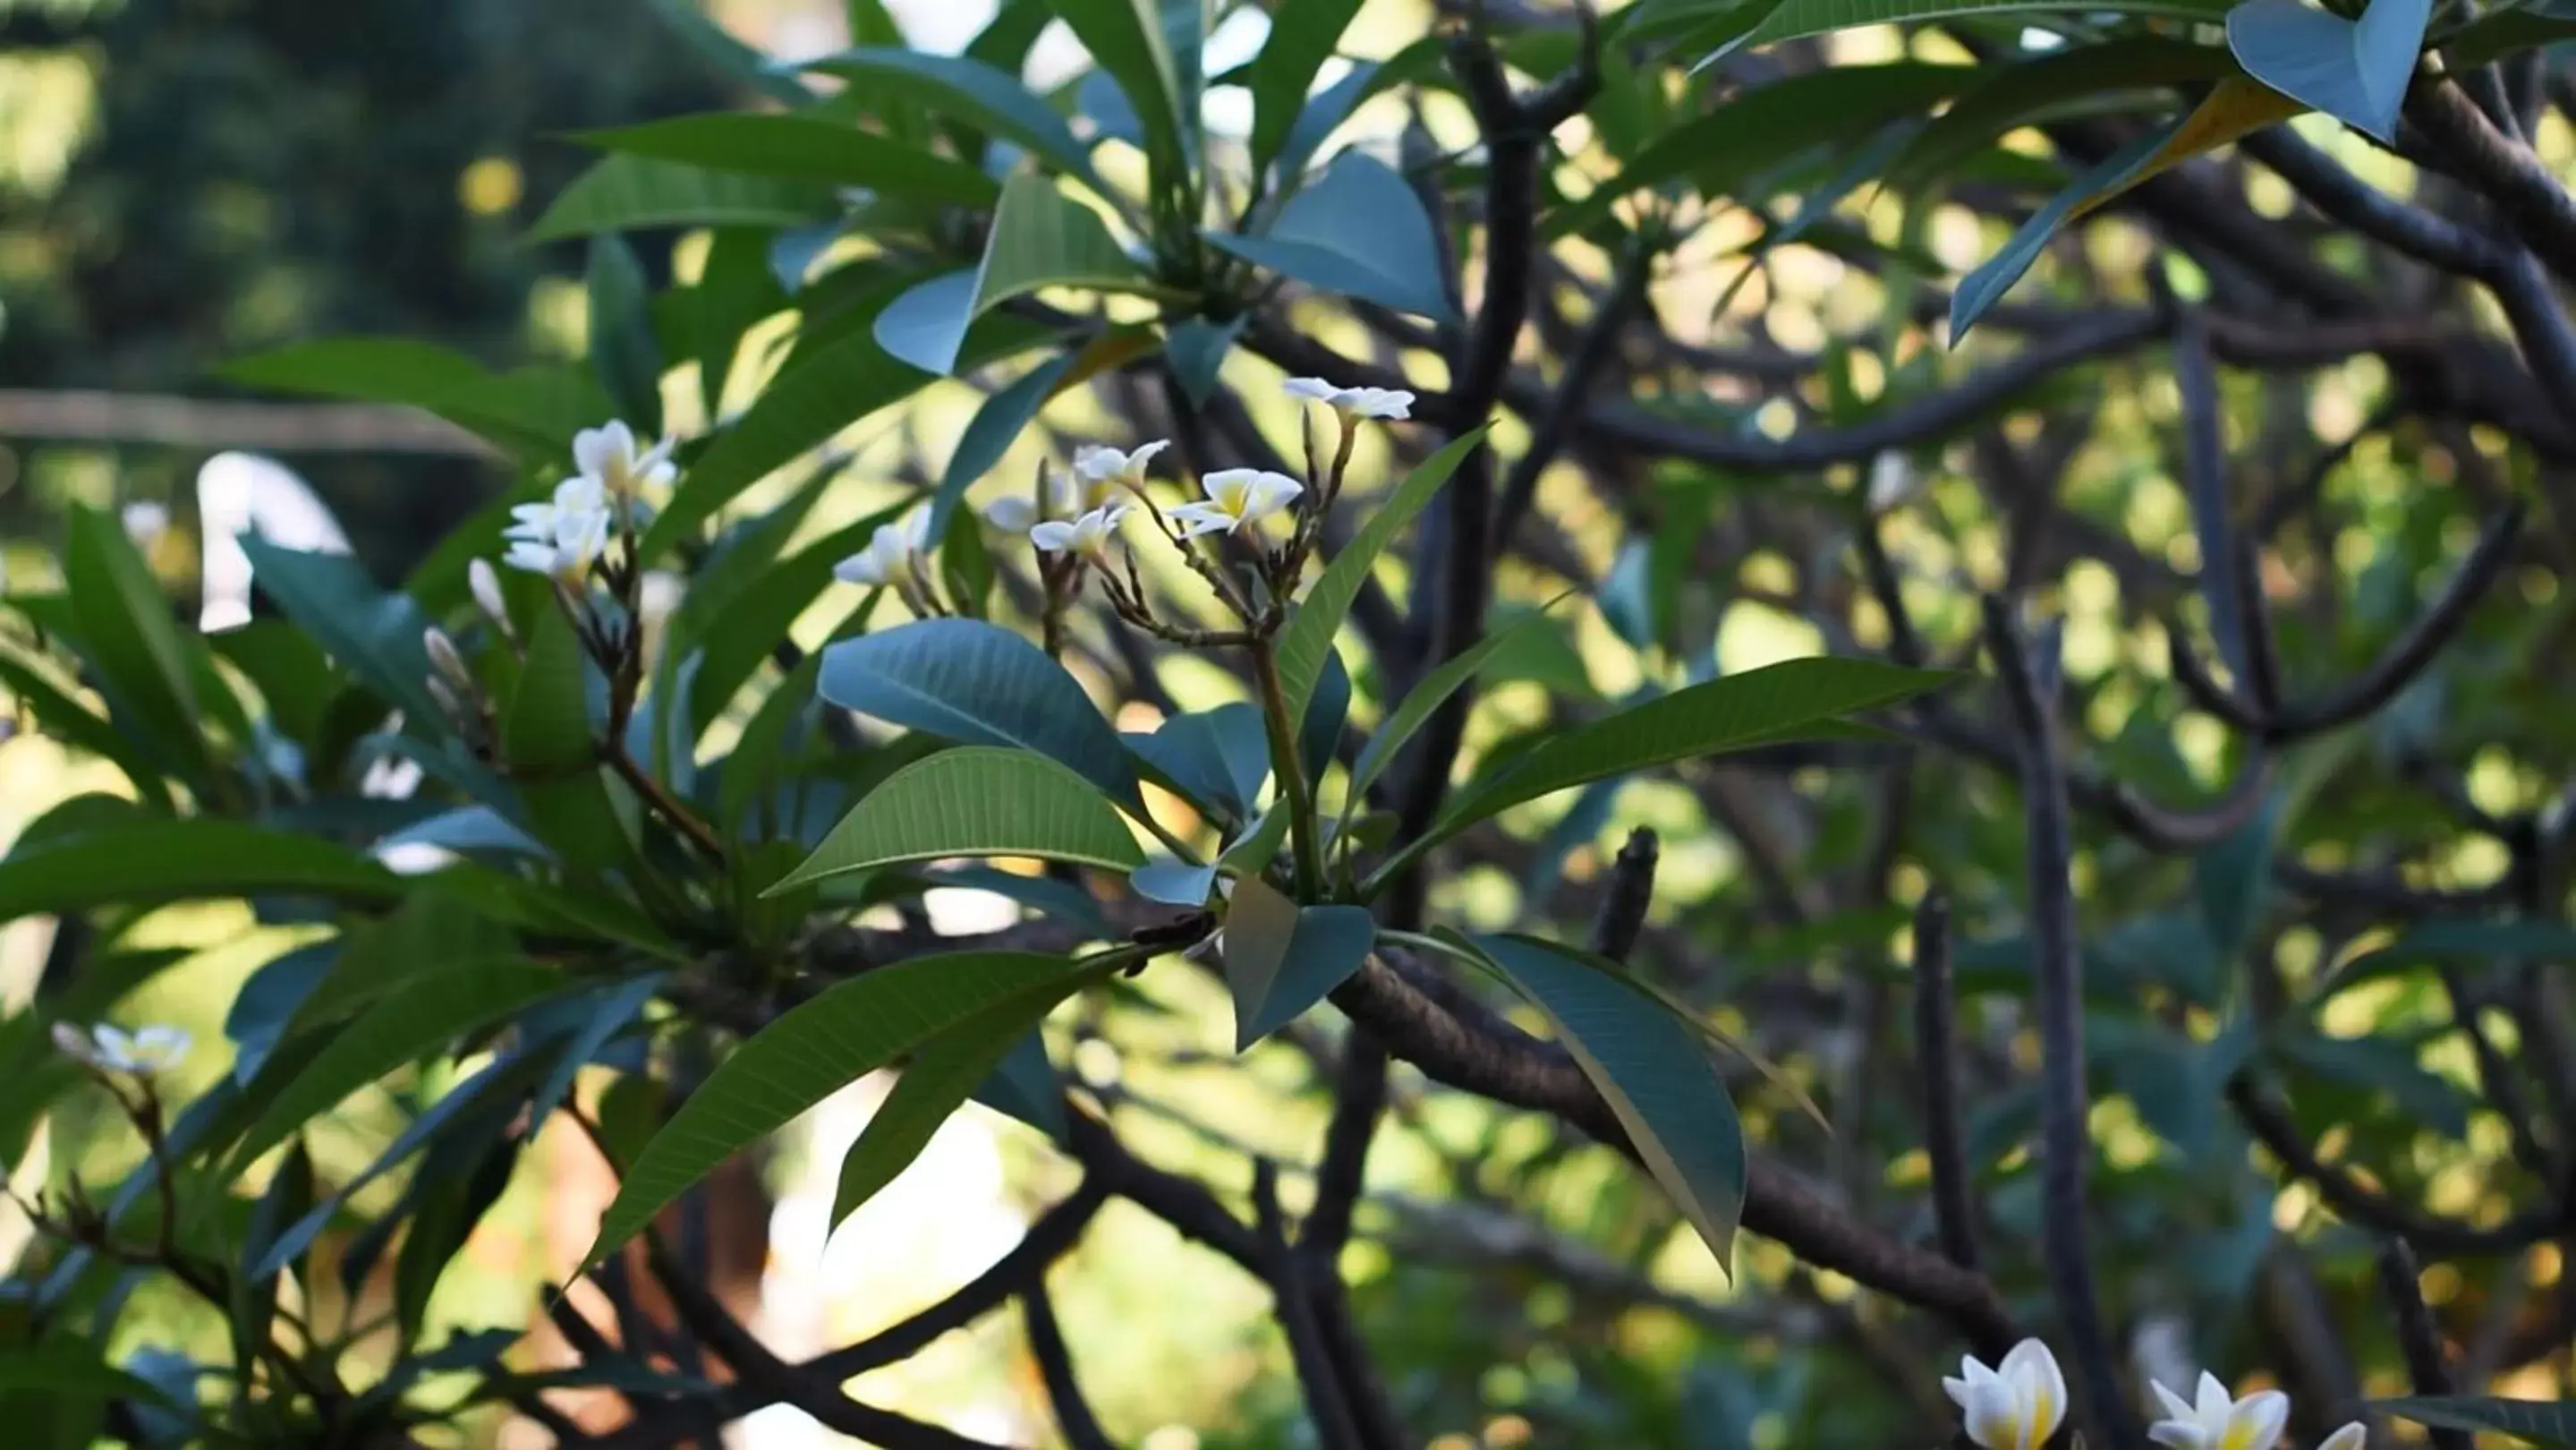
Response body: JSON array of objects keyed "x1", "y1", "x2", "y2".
[
  {"x1": 829, "y1": 993, "x2": 1057, "y2": 1227},
  {"x1": 1548, "y1": 64, "x2": 1978, "y2": 240},
  {"x1": 1373, "y1": 659, "x2": 1942, "y2": 891},
  {"x1": 772, "y1": 747, "x2": 1145, "y2": 892},
  {"x1": 2227, "y1": 0, "x2": 2428, "y2": 142},
  {"x1": 2318, "y1": 917, "x2": 2576, "y2": 1002},
  {"x1": 1220, "y1": 877, "x2": 1378, "y2": 1049},
  {"x1": 64, "y1": 508, "x2": 222, "y2": 772},
  {"x1": 672, "y1": 227, "x2": 787, "y2": 417},
  {"x1": 1471, "y1": 933, "x2": 1747, "y2": 1269},
  {"x1": 2195, "y1": 790, "x2": 2279, "y2": 975},
  {"x1": 1277, "y1": 430, "x2": 1487, "y2": 728},
  {"x1": 1344, "y1": 599, "x2": 1566, "y2": 815},
  {"x1": 0, "y1": 642, "x2": 176, "y2": 808},
  {"x1": 640, "y1": 299, "x2": 1051, "y2": 560},
  {"x1": 530, "y1": 155, "x2": 837, "y2": 242},
  {"x1": 972, "y1": 1027, "x2": 1069, "y2": 1139},
  {"x1": 219, "y1": 337, "x2": 488, "y2": 409},
  {"x1": 803, "y1": 47, "x2": 1108, "y2": 192},
  {"x1": 872, "y1": 175, "x2": 1151, "y2": 375},
  {"x1": 1245, "y1": 0, "x2": 1366, "y2": 171},
  {"x1": 2373, "y1": 1397, "x2": 2576, "y2": 1445},
  {"x1": 578, "y1": 115, "x2": 1003, "y2": 207},
  {"x1": 1163, "y1": 313, "x2": 1245, "y2": 405},
  {"x1": 819, "y1": 618, "x2": 1142, "y2": 806},
  {"x1": 1206, "y1": 151, "x2": 1456, "y2": 321},
  {"x1": 0, "y1": 1343, "x2": 187, "y2": 1412},
  {"x1": 587, "y1": 235, "x2": 665, "y2": 437},
  {"x1": 1949, "y1": 124, "x2": 2172, "y2": 337},
  {"x1": 585, "y1": 950, "x2": 1102, "y2": 1267},
  {"x1": 0, "y1": 822, "x2": 402, "y2": 925},
  {"x1": 225, "y1": 960, "x2": 569, "y2": 1176},
  {"x1": 1883, "y1": 37, "x2": 2235, "y2": 189},
  {"x1": 1051, "y1": 0, "x2": 1186, "y2": 179}
]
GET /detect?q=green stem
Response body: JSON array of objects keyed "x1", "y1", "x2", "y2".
[{"x1": 1249, "y1": 635, "x2": 1324, "y2": 900}]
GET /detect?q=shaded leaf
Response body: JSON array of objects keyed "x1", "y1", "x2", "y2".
[
  {"x1": 1246, "y1": 0, "x2": 1367, "y2": 171},
  {"x1": 0, "y1": 822, "x2": 402, "y2": 926},
  {"x1": 830, "y1": 993, "x2": 1055, "y2": 1227},
  {"x1": 587, "y1": 235, "x2": 666, "y2": 436},
  {"x1": 2373, "y1": 1398, "x2": 2576, "y2": 1446},
  {"x1": 1345, "y1": 600, "x2": 1565, "y2": 811},
  {"x1": 2227, "y1": 0, "x2": 2428, "y2": 141},
  {"x1": 1129, "y1": 703, "x2": 1271, "y2": 820},
  {"x1": 819, "y1": 618, "x2": 1141, "y2": 805},
  {"x1": 1132, "y1": 857, "x2": 1220, "y2": 906},
  {"x1": 1471, "y1": 933, "x2": 1747, "y2": 1268},
  {"x1": 1207, "y1": 150, "x2": 1456, "y2": 320},
  {"x1": 871, "y1": 176, "x2": 1150, "y2": 375},
  {"x1": 1949, "y1": 124, "x2": 2171, "y2": 338},
  {"x1": 804, "y1": 47, "x2": 1108, "y2": 192}
]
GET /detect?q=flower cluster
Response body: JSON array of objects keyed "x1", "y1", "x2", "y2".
[
  {"x1": 1943, "y1": 1342, "x2": 2362, "y2": 1450},
  {"x1": 53, "y1": 1021, "x2": 191, "y2": 1076},
  {"x1": 834, "y1": 508, "x2": 930, "y2": 591},
  {"x1": 500, "y1": 421, "x2": 672, "y2": 583}
]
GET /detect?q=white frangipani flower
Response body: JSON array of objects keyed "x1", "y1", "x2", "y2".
[
  {"x1": 572, "y1": 420, "x2": 677, "y2": 499},
  {"x1": 1072, "y1": 439, "x2": 1169, "y2": 490},
  {"x1": 502, "y1": 475, "x2": 613, "y2": 581},
  {"x1": 982, "y1": 468, "x2": 1092, "y2": 534},
  {"x1": 1943, "y1": 1339, "x2": 2067, "y2": 1450},
  {"x1": 2147, "y1": 1372, "x2": 2289, "y2": 1450},
  {"x1": 54, "y1": 1021, "x2": 191, "y2": 1075},
  {"x1": 1283, "y1": 377, "x2": 1415, "y2": 420},
  {"x1": 1169, "y1": 468, "x2": 1303, "y2": 538},
  {"x1": 1030, "y1": 504, "x2": 1130, "y2": 561},
  {"x1": 835, "y1": 508, "x2": 930, "y2": 589},
  {"x1": 2315, "y1": 1425, "x2": 2366, "y2": 1450}
]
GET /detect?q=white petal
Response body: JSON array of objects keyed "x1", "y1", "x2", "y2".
[
  {"x1": 51, "y1": 1021, "x2": 97, "y2": 1064},
  {"x1": 1282, "y1": 377, "x2": 1339, "y2": 401},
  {"x1": 1126, "y1": 439, "x2": 1170, "y2": 473},
  {"x1": 2315, "y1": 1423, "x2": 2367, "y2": 1450},
  {"x1": 1243, "y1": 472, "x2": 1305, "y2": 521},
  {"x1": 1167, "y1": 503, "x2": 1235, "y2": 537},
  {"x1": 1959, "y1": 1375, "x2": 2022, "y2": 1450},
  {"x1": 2002, "y1": 1340, "x2": 2066, "y2": 1446},
  {"x1": 834, "y1": 554, "x2": 889, "y2": 585},
  {"x1": 1073, "y1": 443, "x2": 1126, "y2": 481},
  {"x1": 2219, "y1": 1390, "x2": 2288, "y2": 1450},
  {"x1": 130, "y1": 1026, "x2": 191, "y2": 1070},
  {"x1": 1030, "y1": 520, "x2": 1081, "y2": 552},
  {"x1": 554, "y1": 474, "x2": 608, "y2": 514},
  {"x1": 1943, "y1": 1376, "x2": 1976, "y2": 1412},
  {"x1": 504, "y1": 541, "x2": 562, "y2": 576},
  {"x1": 2151, "y1": 1380, "x2": 2199, "y2": 1426},
  {"x1": 572, "y1": 424, "x2": 617, "y2": 479},
  {"x1": 983, "y1": 497, "x2": 1039, "y2": 533},
  {"x1": 2197, "y1": 1373, "x2": 2236, "y2": 1425},
  {"x1": 1348, "y1": 387, "x2": 1414, "y2": 419}
]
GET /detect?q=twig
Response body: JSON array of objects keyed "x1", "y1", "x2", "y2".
[
  {"x1": 1980, "y1": 596, "x2": 2137, "y2": 1450},
  {"x1": 1910, "y1": 892, "x2": 1981, "y2": 1275},
  {"x1": 1022, "y1": 1284, "x2": 1116, "y2": 1450},
  {"x1": 2377, "y1": 1239, "x2": 2476, "y2": 1450},
  {"x1": 1587, "y1": 828, "x2": 1659, "y2": 963}
]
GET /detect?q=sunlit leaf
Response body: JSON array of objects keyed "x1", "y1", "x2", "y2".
[
  {"x1": 1207, "y1": 151, "x2": 1456, "y2": 321},
  {"x1": 820, "y1": 618, "x2": 1141, "y2": 806},
  {"x1": 773, "y1": 747, "x2": 1145, "y2": 892}
]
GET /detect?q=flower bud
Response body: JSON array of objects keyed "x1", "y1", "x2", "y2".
[
  {"x1": 468, "y1": 558, "x2": 512, "y2": 636},
  {"x1": 423, "y1": 627, "x2": 473, "y2": 691}
]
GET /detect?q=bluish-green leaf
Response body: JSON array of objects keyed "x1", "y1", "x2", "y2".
[
  {"x1": 1129, "y1": 703, "x2": 1271, "y2": 820},
  {"x1": 1220, "y1": 877, "x2": 1377, "y2": 1048},
  {"x1": 1884, "y1": 37, "x2": 2236, "y2": 189},
  {"x1": 1277, "y1": 431, "x2": 1486, "y2": 727},
  {"x1": 1300, "y1": 646, "x2": 1353, "y2": 785},
  {"x1": 772, "y1": 746, "x2": 1145, "y2": 892},
  {"x1": 871, "y1": 175, "x2": 1150, "y2": 375},
  {"x1": 0, "y1": 1343, "x2": 188, "y2": 1412},
  {"x1": 585, "y1": 950, "x2": 1101, "y2": 1267},
  {"x1": 2374, "y1": 1397, "x2": 2576, "y2": 1445},
  {"x1": 927, "y1": 349, "x2": 1084, "y2": 545},
  {"x1": 1052, "y1": 0, "x2": 1186, "y2": 177},
  {"x1": 64, "y1": 508, "x2": 228, "y2": 775},
  {"x1": 1472, "y1": 933, "x2": 1747, "y2": 1268},
  {"x1": 1345, "y1": 600, "x2": 1565, "y2": 812},
  {"x1": 529, "y1": 155, "x2": 838, "y2": 243},
  {"x1": 1208, "y1": 150, "x2": 1456, "y2": 320},
  {"x1": 239, "y1": 536, "x2": 445, "y2": 727},
  {"x1": 820, "y1": 618, "x2": 1142, "y2": 806},
  {"x1": 2227, "y1": 0, "x2": 2428, "y2": 141},
  {"x1": 1163, "y1": 313, "x2": 1245, "y2": 405},
  {"x1": 645, "y1": 0, "x2": 812, "y2": 106},
  {"x1": 1132, "y1": 857, "x2": 1220, "y2": 906},
  {"x1": 971, "y1": 1027, "x2": 1069, "y2": 1139},
  {"x1": 578, "y1": 115, "x2": 1003, "y2": 207}
]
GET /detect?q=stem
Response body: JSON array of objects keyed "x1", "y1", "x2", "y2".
[
  {"x1": 1250, "y1": 635, "x2": 1325, "y2": 899},
  {"x1": 605, "y1": 743, "x2": 727, "y2": 861}
]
